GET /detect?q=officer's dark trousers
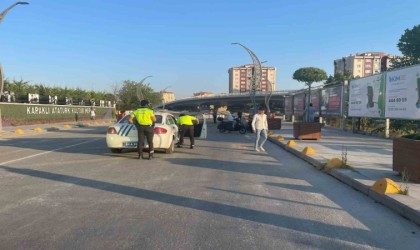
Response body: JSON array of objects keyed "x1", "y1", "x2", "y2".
[
  {"x1": 180, "y1": 125, "x2": 194, "y2": 146},
  {"x1": 136, "y1": 125, "x2": 154, "y2": 153}
]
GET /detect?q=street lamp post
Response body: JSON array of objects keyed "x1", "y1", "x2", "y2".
[
  {"x1": 0, "y1": 2, "x2": 29, "y2": 97},
  {"x1": 232, "y1": 42, "x2": 262, "y2": 114},
  {"x1": 136, "y1": 75, "x2": 152, "y2": 101}
]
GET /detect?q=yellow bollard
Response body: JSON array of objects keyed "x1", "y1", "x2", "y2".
[
  {"x1": 371, "y1": 178, "x2": 401, "y2": 194},
  {"x1": 276, "y1": 135, "x2": 284, "y2": 141},
  {"x1": 15, "y1": 129, "x2": 24, "y2": 134},
  {"x1": 302, "y1": 146, "x2": 315, "y2": 155},
  {"x1": 287, "y1": 140, "x2": 297, "y2": 146},
  {"x1": 34, "y1": 127, "x2": 43, "y2": 132},
  {"x1": 326, "y1": 158, "x2": 344, "y2": 168},
  {"x1": 63, "y1": 125, "x2": 71, "y2": 129}
]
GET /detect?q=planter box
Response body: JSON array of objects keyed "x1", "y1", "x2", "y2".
[
  {"x1": 393, "y1": 137, "x2": 420, "y2": 181},
  {"x1": 293, "y1": 122, "x2": 321, "y2": 140},
  {"x1": 267, "y1": 118, "x2": 282, "y2": 130}
]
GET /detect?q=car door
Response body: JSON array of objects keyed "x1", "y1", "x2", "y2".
[{"x1": 166, "y1": 115, "x2": 179, "y2": 143}]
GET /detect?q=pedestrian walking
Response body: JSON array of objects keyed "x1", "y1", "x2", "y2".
[
  {"x1": 213, "y1": 109, "x2": 217, "y2": 124},
  {"x1": 177, "y1": 113, "x2": 199, "y2": 149},
  {"x1": 129, "y1": 100, "x2": 157, "y2": 159},
  {"x1": 305, "y1": 103, "x2": 316, "y2": 122},
  {"x1": 251, "y1": 106, "x2": 268, "y2": 152},
  {"x1": 90, "y1": 108, "x2": 96, "y2": 120}
]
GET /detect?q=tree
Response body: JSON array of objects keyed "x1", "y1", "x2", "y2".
[
  {"x1": 391, "y1": 25, "x2": 420, "y2": 69},
  {"x1": 118, "y1": 80, "x2": 161, "y2": 110},
  {"x1": 293, "y1": 67, "x2": 327, "y2": 121}
]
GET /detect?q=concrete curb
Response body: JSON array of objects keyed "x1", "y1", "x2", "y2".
[{"x1": 267, "y1": 136, "x2": 420, "y2": 226}]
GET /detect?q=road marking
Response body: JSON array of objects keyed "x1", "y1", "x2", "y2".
[{"x1": 0, "y1": 138, "x2": 102, "y2": 166}]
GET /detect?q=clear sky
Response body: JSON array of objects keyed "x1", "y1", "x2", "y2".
[{"x1": 1, "y1": 0, "x2": 419, "y2": 99}]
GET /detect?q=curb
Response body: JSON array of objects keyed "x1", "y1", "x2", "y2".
[{"x1": 267, "y1": 136, "x2": 420, "y2": 226}]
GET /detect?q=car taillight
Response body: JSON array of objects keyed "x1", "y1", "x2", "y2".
[
  {"x1": 107, "y1": 127, "x2": 117, "y2": 134},
  {"x1": 154, "y1": 127, "x2": 167, "y2": 134}
]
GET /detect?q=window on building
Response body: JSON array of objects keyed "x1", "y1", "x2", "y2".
[
  {"x1": 365, "y1": 70, "x2": 371, "y2": 73},
  {"x1": 365, "y1": 59, "x2": 372, "y2": 62},
  {"x1": 365, "y1": 64, "x2": 371, "y2": 68}
]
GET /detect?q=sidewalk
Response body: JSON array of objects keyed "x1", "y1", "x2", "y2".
[
  {"x1": 0, "y1": 120, "x2": 113, "y2": 138},
  {"x1": 267, "y1": 122, "x2": 420, "y2": 226}
]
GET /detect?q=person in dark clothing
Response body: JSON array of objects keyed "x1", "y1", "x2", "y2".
[
  {"x1": 129, "y1": 100, "x2": 156, "y2": 160},
  {"x1": 177, "y1": 114, "x2": 199, "y2": 149}
]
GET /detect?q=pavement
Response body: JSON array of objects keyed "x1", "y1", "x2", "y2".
[
  {"x1": 266, "y1": 121, "x2": 420, "y2": 226},
  {"x1": 1, "y1": 119, "x2": 420, "y2": 227},
  {"x1": 0, "y1": 120, "x2": 113, "y2": 138}
]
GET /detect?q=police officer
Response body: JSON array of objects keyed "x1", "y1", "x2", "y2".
[
  {"x1": 129, "y1": 100, "x2": 156, "y2": 159},
  {"x1": 177, "y1": 113, "x2": 199, "y2": 149}
]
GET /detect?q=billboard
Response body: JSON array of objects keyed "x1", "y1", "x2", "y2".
[
  {"x1": 310, "y1": 89, "x2": 321, "y2": 113},
  {"x1": 321, "y1": 85, "x2": 342, "y2": 117},
  {"x1": 284, "y1": 96, "x2": 293, "y2": 115},
  {"x1": 293, "y1": 93, "x2": 306, "y2": 116},
  {"x1": 349, "y1": 74, "x2": 385, "y2": 118},
  {"x1": 385, "y1": 65, "x2": 420, "y2": 119}
]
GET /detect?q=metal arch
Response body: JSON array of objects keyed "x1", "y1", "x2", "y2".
[
  {"x1": 232, "y1": 43, "x2": 262, "y2": 113},
  {"x1": 265, "y1": 79, "x2": 273, "y2": 113},
  {"x1": 136, "y1": 75, "x2": 152, "y2": 101}
]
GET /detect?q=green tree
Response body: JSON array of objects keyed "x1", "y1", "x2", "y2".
[
  {"x1": 293, "y1": 67, "x2": 327, "y2": 121},
  {"x1": 391, "y1": 24, "x2": 420, "y2": 69},
  {"x1": 118, "y1": 80, "x2": 160, "y2": 110}
]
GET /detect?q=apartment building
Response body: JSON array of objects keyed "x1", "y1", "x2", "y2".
[
  {"x1": 160, "y1": 91, "x2": 175, "y2": 104},
  {"x1": 334, "y1": 52, "x2": 394, "y2": 78},
  {"x1": 228, "y1": 64, "x2": 276, "y2": 93}
]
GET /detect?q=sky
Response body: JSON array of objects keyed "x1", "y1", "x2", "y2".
[{"x1": 1, "y1": 0, "x2": 419, "y2": 99}]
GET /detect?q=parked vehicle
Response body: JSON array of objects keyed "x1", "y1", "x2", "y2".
[
  {"x1": 217, "y1": 117, "x2": 247, "y2": 134},
  {"x1": 106, "y1": 111, "x2": 179, "y2": 154}
]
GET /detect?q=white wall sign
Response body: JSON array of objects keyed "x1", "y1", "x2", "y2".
[
  {"x1": 349, "y1": 74, "x2": 385, "y2": 118},
  {"x1": 385, "y1": 65, "x2": 420, "y2": 119}
]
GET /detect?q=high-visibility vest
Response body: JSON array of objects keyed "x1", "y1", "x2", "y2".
[{"x1": 131, "y1": 107, "x2": 154, "y2": 125}]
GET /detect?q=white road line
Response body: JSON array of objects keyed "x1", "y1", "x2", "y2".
[{"x1": 0, "y1": 138, "x2": 102, "y2": 166}]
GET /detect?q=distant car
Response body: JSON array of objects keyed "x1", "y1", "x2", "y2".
[{"x1": 106, "y1": 111, "x2": 179, "y2": 154}]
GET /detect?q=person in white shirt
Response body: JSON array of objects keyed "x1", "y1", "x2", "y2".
[{"x1": 251, "y1": 106, "x2": 268, "y2": 152}]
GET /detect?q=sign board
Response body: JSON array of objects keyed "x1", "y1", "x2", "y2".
[
  {"x1": 349, "y1": 74, "x2": 385, "y2": 118},
  {"x1": 293, "y1": 93, "x2": 305, "y2": 116},
  {"x1": 310, "y1": 89, "x2": 321, "y2": 113},
  {"x1": 284, "y1": 96, "x2": 293, "y2": 115},
  {"x1": 321, "y1": 85, "x2": 342, "y2": 117},
  {"x1": 385, "y1": 65, "x2": 420, "y2": 119}
]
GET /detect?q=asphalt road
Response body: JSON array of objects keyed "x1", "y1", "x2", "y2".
[{"x1": 0, "y1": 123, "x2": 419, "y2": 249}]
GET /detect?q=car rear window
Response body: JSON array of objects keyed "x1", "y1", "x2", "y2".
[{"x1": 119, "y1": 114, "x2": 162, "y2": 124}]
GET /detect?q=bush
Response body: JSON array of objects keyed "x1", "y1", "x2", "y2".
[{"x1": 401, "y1": 133, "x2": 420, "y2": 140}]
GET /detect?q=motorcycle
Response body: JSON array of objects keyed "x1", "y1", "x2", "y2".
[{"x1": 217, "y1": 117, "x2": 247, "y2": 134}]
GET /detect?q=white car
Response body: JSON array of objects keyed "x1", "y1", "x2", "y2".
[{"x1": 106, "y1": 111, "x2": 179, "y2": 154}]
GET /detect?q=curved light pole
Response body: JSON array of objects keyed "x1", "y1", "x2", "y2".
[
  {"x1": 232, "y1": 42, "x2": 262, "y2": 114},
  {"x1": 0, "y1": 2, "x2": 29, "y2": 96},
  {"x1": 136, "y1": 75, "x2": 152, "y2": 101}
]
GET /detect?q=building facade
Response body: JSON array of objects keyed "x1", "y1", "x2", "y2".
[
  {"x1": 160, "y1": 91, "x2": 175, "y2": 104},
  {"x1": 228, "y1": 64, "x2": 276, "y2": 93},
  {"x1": 334, "y1": 52, "x2": 394, "y2": 78}
]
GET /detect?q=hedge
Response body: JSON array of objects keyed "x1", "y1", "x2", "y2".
[{"x1": 0, "y1": 103, "x2": 116, "y2": 127}]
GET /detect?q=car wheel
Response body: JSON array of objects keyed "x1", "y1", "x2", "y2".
[
  {"x1": 165, "y1": 139, "x2": 175, "y2": 154},
  {"x1": 110, "y1": 148, "x2": 122, "y2": 153},
  {"x1": 239, "y1": 127, "x2": 247, "y2": 134}
]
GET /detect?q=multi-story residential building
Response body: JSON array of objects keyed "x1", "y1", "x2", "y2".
[
  {"x1": 228, "y1": 64, "x2": 276, "y2": 93},
  {"x1": 160, "y1": 91, "x2": 175, "y2": 104},
  {"x1": 334, "y1": 52, "x2": 394, "y2": 78}
]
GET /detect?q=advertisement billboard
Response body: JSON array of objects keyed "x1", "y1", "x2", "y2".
[
  {"x1": 284, "y1": 96, "x2": 293, "y2": 115},
  {"x1": 385, "y1": 65, "x2": 420, "y2": 119},
  {"x1": 293, "y1": 93, "x2": 306, "y2": 116},
  {"x1": 321, "y1": 85, "x2": 342, "y2": 117},
  {"x1": 310, "y1": 89, "x2": 321, "y2": 113},
  {"x1": 349, "y1": 74, "x2": 385, "y2": 118}
]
